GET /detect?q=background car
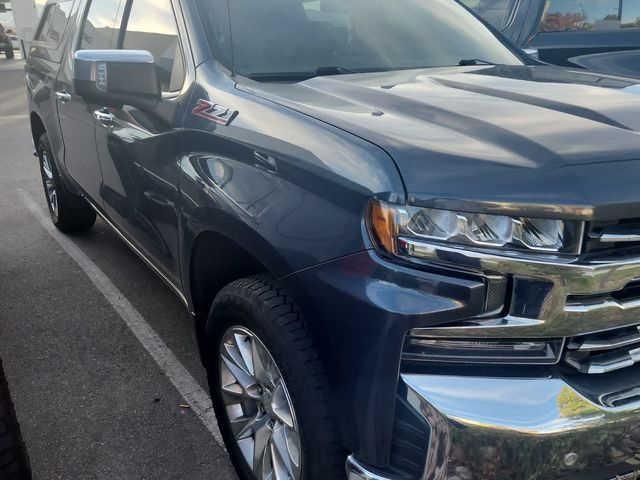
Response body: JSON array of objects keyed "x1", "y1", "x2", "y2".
[
  {"x1": 461, "y1": 0, "x2": 640, "y2": 78},
  {"x1": 0, "y1": 23, "x2": 15, "y2": 59}
]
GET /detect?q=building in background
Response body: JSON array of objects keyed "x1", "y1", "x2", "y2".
[{"x1": 0, "y1": 0, "x2": 42, "y2": 57}]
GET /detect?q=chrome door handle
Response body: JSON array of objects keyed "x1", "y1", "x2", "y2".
[
  {"x1": 55, "y1": 91, "x2": 71, "y2": 103},
  {"x1": 94, "y1": 108, "x2": 115, "y2": 126}
]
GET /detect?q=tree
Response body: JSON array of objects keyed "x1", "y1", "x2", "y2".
[{"x1": 543, "y1": 12, "x2": 589, "y2": 31}]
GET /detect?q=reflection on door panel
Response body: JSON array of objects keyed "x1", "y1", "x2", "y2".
[{"x1": 93, "y1": 0, "x2": 186, "y2": 284}]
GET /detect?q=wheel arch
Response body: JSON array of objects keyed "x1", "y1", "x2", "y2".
[
  {"x1": 188, "y1": 229, "x2": 269, "y2": 320},
  {"x1": 185, "y1": 226, "x2": 291, "y2": 363}
]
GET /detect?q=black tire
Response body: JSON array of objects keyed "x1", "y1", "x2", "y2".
[
  {"x1": 4, "y1": 46, "x2": 13, "y2": 59},
  {"x1": 0, "y1": 359, "x2": 31, "y2": 480},
  {"x1": 206, "y1": 275, "x2": 346, "y2": 480},
  {"x1": 37, "y1": 133, "x2": 96, "y2": 233}
]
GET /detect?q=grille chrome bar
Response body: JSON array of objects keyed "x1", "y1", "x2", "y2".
[
  {"x1": 566, "y1": 345, "x2": 640, "y2": 374},
  {"x1": 402, "y1": 238, "x2": 640, "y2": 339},
  {"x1": 600, "y1": 232, "x2": 640, "y2": 243},
  {"x1": 567, "y1": 325, "x2": 640, "y2": 352},
  {"x1": 601, "y1": 386, "x2": 640, "y2": 408},
  {"x1": 594, "y1": 223, "x2": 640, "y2": 243}
]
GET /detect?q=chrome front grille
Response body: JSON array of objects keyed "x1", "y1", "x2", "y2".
[{"x1": 564, "y1": 324, "x2": 640, "y2": 374}]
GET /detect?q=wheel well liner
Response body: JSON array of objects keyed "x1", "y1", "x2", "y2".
[
  {"x1": 189, "y1": 231, "x2": 267, "y2": 347},
  {"x1": 30, "y1": 112, "x2": 46, "y2": 147}
]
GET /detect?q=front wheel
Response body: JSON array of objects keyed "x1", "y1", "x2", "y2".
[
  {"x1": 4, "y1": 45, "x2": 14, "y2": 59},
  {"x1": 206, "y1": 275, "x2": 346, "y2": 480}
]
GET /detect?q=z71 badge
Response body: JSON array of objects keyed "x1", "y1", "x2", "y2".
[{"x1": 192, "y1": 99, "x2": 238, "y2": 126}]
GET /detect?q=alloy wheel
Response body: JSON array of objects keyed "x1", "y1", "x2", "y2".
[
  {"x1": 40, "y1": 151, "x2": 58, "y2": 220},
  {"x1": 219, "y1": 326, "x2": 302, "y2": 480}
]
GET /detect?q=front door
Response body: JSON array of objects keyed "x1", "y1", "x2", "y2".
[
  {"x1": 93, "y1": 0, "x2": 188, "y2": 285},
  {"x1": 56, "y1": 0, "x2": 123, "y2": 200}
]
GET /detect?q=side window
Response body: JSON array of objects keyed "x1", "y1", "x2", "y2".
[
  {"x1": 34, "y1": 4, "x2": 55, "y2": 42},
  {"x1": 459, "y1": 0, "x2": 519, "y2": 30},
  {"x1": 79, "y1": 0, "x2": 122, "y2": 50},
  {"x1": 121, "y1": 0, "x2": 185, "y2": 92},
  {"x1": 34, "y1": 1, "x2": 74, "y2": 45},
  {"x1": 541, "y1": 0, "x2": 639, "y2": 32}
]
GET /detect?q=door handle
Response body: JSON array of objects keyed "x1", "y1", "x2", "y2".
[
  {"x1": 55, "y1": 91, "x2": 71, "y2": 103},
  {"x1": 94, "y1": 108, "x2": 115, "y2": 126}
]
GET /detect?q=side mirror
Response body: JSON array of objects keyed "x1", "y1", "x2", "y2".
[
  {"x1": 73, "y1": 50, "x2": 161, "y2": 110},
  {"x1": 523, "y1": 48, "x2": 539, "y2": 60}
]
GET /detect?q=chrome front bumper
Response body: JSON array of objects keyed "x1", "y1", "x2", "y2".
[
  {"x1": 346, "y1": 373, "x2": 640, "y2": 480},
  {"x1": 346, "y1": 241, "x2": 640, "y2": 480},
  {"x1": 403, "y1": 373, "x2": 640, "y2": 480}
]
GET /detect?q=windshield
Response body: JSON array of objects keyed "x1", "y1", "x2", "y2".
[{"x1": 195, "y1": 0, "x2": 524, "y2": 80}]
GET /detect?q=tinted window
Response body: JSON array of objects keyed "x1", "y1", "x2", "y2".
[
  {"x1": 541, "y1": 0, "x2": 639, "y2": 32},
  {"x1": 34, "y1": 4, "x2": 54, "y2": 42},
  {"x1": 35, "y1": 1, "x2": 73, "y2": 44},
  {"x1": 121, "y1": 0, "x2": 184, "y2": 92},
  {"x1": 45, "y1": 1, "x2": 73, "y2": 45},
  {"x1": 459, "y1": 0, "x2": 518, "y2": 30},
  {"x1": 79, "y1": 0, "x2": 121, "y2": 50},
  {"x1": 196, "y1": 0, "x2": 522, "y2": 80},
  {"x1": 193, "y1": 0, "x2": 232, "y2": 68}
]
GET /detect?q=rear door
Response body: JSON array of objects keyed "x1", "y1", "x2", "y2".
[
  {"x1": 26, "y1": 0, "x2": 76, "y2": 178},
  {"x1": 92, "y1": 0, "x2": 191, "y2": 285},
  {"x1": 55, "y1": 0, "x2": 123, "y2": 200},
  {"x1": 526, "y1": 0, "x2": 640, "y2": 70}
]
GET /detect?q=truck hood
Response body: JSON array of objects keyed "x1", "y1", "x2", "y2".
[{"x1": 244, "y1": 65, "x2": 640, "y2": 220}]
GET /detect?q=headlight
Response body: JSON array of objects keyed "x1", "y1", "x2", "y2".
[{"x1": 369, "y1": 200, "x2": 583, "y2": 257}]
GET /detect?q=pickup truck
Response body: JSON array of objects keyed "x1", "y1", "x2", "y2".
[
  {"x1": 462, "y1": 0, "x2": 640, "y2": 78},
  {"x1": 25, "y1": 0, "x2": 640, "y2": 479}
]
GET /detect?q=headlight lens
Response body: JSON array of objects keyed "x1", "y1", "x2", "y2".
[{"x1": 369, "y1": 200, "x2": 583, "y2": 256}]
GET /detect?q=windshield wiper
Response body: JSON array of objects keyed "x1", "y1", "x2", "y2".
[
  {"x1": 247, "y1": 72, "x2": 316, "y2": 81},
  {"x1": 315, "y1": 66, "x2": 357, "y2": 76},
  {"x1": 458, "y1": 58, "x2": 498, "y2": 66},
  {"x1": 246, "y1": 67, "x2": 357, "y2": 82}
]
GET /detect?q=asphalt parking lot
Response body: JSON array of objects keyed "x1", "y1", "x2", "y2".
[{"x1": 0, "y1": 58, "x2": 236, "y2": 479}]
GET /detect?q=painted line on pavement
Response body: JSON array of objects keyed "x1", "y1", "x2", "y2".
[
  {"x1": 19, "y1": 189, "x2": 225, "y2": 448},
  {"x1": 0, "y1": 114, "x2": 29, "y2": 121}
]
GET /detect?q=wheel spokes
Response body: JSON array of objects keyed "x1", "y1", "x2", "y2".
[
  {"x1": 220, "y1": 348, "x2": 261, "y2": 399},
  {"x1": 219, "y1": 327, "x2": 302, "y2": 480},
  {"x1": 271, "y1": 422, "x2": 301, "y2": 479},
  {"x1": 253, "y1": 416, "x2": 272, "y2": 475},
  {"x1": 41, "y1": 154, "x2": 53, "y2": 180},
  {"x1": 271, "y1": 382, "x2": 294, "y2": 428},
  {"x1": 41, "y1": 153, "x2": 58, "y2": 217}
]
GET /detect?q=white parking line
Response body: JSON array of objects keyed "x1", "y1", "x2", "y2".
[
  {"x1": 0, "y1": 114, "x2": 28, "y2": 121},
  {"x1": 19, "y1": 189, "x2": 225, "y2": 449}
]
